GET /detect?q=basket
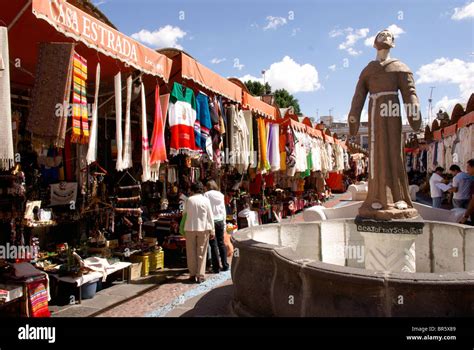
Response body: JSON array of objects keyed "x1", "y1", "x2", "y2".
[
  {"x1": 130, "y1": 254, "x2": 149, "y2": 276},
  {"x1": 149, "y1": 250, "x2": 164, "y2": 272}
]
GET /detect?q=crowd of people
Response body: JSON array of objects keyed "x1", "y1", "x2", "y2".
[{"x1": 429, "y1": 159, "x2": 474, "y2": 224}]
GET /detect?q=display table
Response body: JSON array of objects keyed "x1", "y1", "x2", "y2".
[{"x1": 49, "y1": 261, "x2": 131, "y2": 303}]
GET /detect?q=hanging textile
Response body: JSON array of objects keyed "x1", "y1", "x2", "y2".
[
  {"x1": 140, "y1": 83, "x2": 152, "y2": 182},
  {"x1": 285, "y1": 127, "x2": 296, "y2": 176},
  {"x1": 27, "y1": 42, "x2": 74, "y2": 149},
  {"x1": 0, "y1": 27, "x2": 14, "y2": 170},
  {"x1": 243, "y1": 111, "x2": 255, "y2": 168},
  {"x1": 195, "y1": 92, "x2": 213, "y2": 158},
  {"x1": 258, "y1": 118, "x2": 270, "y2": 172},
  {"x1": 71, "y1": 53, "x2": 89, "y2": 144},
  {"x1": 27, "y1": 279, "x2": 50, "y2": 317},
  {"x1": 168, "y1": 82, "x2": 197, "y2": 155},
  {"x1": 86, "y1": 63, "x2": 101, "y2": 164},
  {"x1": 268, "y1": 123, "x2": 280, "y2": 172},
  {"x1": 150, "y1": 85, "x2": 168, "y2": 175},
  {"x1": 233, "y1": 108, "x2": 250, "y2": 173},
  {"x1": 114, "y1": 72, "x2": 124, "y2": 171},
  {"x1": 50, "y1": 182, "x2": 78, "y2": 206},
  {"x1": 121, "y1": 75, "x2": 133, "y2": 170}
]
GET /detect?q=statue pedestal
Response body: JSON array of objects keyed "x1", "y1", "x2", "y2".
[{"x1": 355, "y1": 217, "x2": 424, "y2": 273}]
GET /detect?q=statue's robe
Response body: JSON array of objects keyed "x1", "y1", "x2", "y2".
[{"x1": 349, "y1": 59, "x2": 422, "y2": 220}]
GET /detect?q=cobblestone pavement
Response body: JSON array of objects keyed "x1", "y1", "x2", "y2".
[{"x1": 52, "y1": 192, "x2": 352, "y2": 317}]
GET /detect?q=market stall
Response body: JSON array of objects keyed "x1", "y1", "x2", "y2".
[{"x1": 0, "y1": 0, "x2": 172, "y2": 315}]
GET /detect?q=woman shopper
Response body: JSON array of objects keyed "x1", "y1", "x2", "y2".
[
  {"x1": 183, "y1": 182, "x2": 215, "y2": 283},
  {"x1": 205, "y1": 180, "x2": 229, "y2": 273}
]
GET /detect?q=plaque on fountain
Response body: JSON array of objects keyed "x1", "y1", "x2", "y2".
[{"x1": 354, "y1": 216, "x2": 424, "y2": 235}]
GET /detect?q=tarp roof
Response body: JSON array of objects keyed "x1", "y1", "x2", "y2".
[
  {"x1": 3, "y1": 0, "x2": 172, "y2": 90},
  {"x1": 159, "y1": 48, "x2": 242, "y2": 103}
]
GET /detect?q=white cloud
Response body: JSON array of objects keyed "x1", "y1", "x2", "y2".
[
  {"x1": 452, "y1": 2, "x2": 474, "y2": 20},
  {"x1": 364, "y1": 24, "x2": 406, "y2": 46},
  {"x1": 334, "y1": 27, "x2": 369, "y2": 56},
  {"x1": 239, "y1": 56, "x2": 321, "y2": 94},
  {"x1": 416, "y1": 58, "x2": 474, "y2": 100},
  {"x1": 433, "y1": 96, "x2": 462, "y2": 115},
  {"x1": 239, "y1": 74, "x2": 263, "y2": 83},
  {"x1": 210, "y1": 58, "x2": 226, "y2": 64},
  {"x1": 263, "y1": 16, "x2": 287, "y2": 31},
  {"x1": 131, "y1": 25, "x2": 186, "y2": 49},
  {"x1": 328, "y1": 64, "x2": 337, "y2": 72},
  {"x1": 93, "y1": 0, "x2": 107, "y2": 6},
  {"x1": 329, "y1": 28, "x2": 344, "y2": 38}
]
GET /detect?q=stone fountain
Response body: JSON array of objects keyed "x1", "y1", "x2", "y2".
[{"x1": 230, "y1": 30, "x2": 474, "y2": 317}]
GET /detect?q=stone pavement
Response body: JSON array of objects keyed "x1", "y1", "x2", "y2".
[{"x1": 51, "y1": 191, "x2": 353, "y2": 317}]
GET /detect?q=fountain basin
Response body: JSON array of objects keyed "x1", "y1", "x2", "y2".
[{"x1": 231, "y1": 220, "x2": 474, "y2": 316}]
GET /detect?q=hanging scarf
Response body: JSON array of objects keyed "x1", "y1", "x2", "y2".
[
  {"x1": 0, "y1": 27, "x2": 14, "y2": 170},
  {"x1": 269, "y1": 123, "x2": 280, "y2": 172},
  {"x1": 141, "y1": 82, "x2": 152, "y2": 182},
  {"x1": 150, "y1": 85, "x2": 168, "y2": 179},
  {"x1": 27, "y1": 42, "x2": 74, "y2": 149},
  {"x1": 195, "y1": 92, "x2": 213, "y2": 158},
  {"x1": 71, "y1": 53, "x2": 89, "y2": 144},
  {"x1": 122, "y1": 75, "x2": 133, "y2": 169},
  {"x1": 86, "y1": 63, "x2": 100, "y2": 164},
  {"x1": 114, "y1": 72, "x2": 124, "y2": 171},
  {"x1": 258, "y1": 118, "x2": 270, "y2": 172}
]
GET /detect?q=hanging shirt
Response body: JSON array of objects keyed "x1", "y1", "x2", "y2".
[
  {"x1": 168, "y1": 82, "x2": 197, "y2": 155},
  {"x1": 195, "y1": 92, "x2": 213, "y2": 158}
]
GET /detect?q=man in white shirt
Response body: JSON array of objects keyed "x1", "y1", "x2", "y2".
[
  {"x1": 204, "y1": 180, "x2": 229, "y2": 273},
  {"x1": 429, "y1": 167, "x2": 444, "y2": 208},
  {"x1": 183, "y1": 182, "x2": 215, "y2": 283},
  {"x1": 449, "y1": 164, "x2": 472, "y2": 209}
]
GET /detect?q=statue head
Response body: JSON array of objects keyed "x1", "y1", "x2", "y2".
[{"x1": 373, "y1": 29, "x2": 395, "y2": 50}]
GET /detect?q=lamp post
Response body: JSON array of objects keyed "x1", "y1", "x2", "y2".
[{"x1": 261, "y1": 70, "x2": 266, "y2": 94}]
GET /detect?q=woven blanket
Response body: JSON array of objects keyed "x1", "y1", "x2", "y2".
[
  {"x1": 71, "y1": 53, "x2": 89, "y2": 144},
  {"x1": 27, "y1": 43, "x2": 74, "y2": 148},
  {"x1": 0, "y1": 27, "x2": 14, "y2": 170},
  {"x1": 28, "y1": 280, "x2": 50, "y2": 317}
]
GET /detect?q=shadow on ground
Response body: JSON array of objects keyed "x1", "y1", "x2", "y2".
[{"x1": 177, "y1": 284, "x2": 235, "y2": 317}]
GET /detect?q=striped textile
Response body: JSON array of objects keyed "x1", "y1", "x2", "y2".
[
  {"x1": 71, "y1": 53, "x2": 89, "y2": 144},
  {"x1": 28, "y1": 280, "x2": 50, "y2": 317}
]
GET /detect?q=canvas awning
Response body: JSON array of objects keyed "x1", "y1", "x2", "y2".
[
  {"x1": 242, "y1": 91, "x2": 277, "y2": 120},
  {"x1": 3, "y1": 0, "x2": 172, "y2": 87},
  {"x1": 457, "y1": 111, "x2": 474, "y2": 129},
  {"x1": 159, "y1": 49, "x2": 242, "y2": 103}
]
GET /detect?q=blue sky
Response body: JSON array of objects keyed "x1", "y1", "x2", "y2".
[{"x1": 96, "y1": 0, "x2": 473, "y2": 124}]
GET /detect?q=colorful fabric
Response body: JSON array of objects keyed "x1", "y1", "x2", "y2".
[
  {"x1": 195, "y1": 93, "x2": 213, "y2": 157},
  {"x1": 121, "y1": 75, "x2": 133, "y2": 170},
  {"x1": 140, "y1": 83, "x2": 152, "y2": 182},
  {"x1": 0, "y1": 27, "x2": 14, "y2": 170},
  {"x1": 27, "y1": 43, "x2": 74, "y2": 149},
  {"x1": 28, "y1": 280, "x2": 50, "y2": 317},
  {"x1": 268, "y1": 123, "x2": 280, "y2": 172},
  {"x1": 150, "y1": 85, "x2": 168, "y2": 166},
  {"x1": 258, "y1": 118, "x2": 270, "y2": 172},
  {"x1": 114, "y1": 72, "x2": 124, "y2": 171},
  {"x1": 168, "y1": 82, "x2": 198, "y2": 156},
  {"x1": 71, "y1": 53, "x2": 89, "y2": 144},
  {"x1": 86, "y1": 63, "x2": 100, "y2": 164}
]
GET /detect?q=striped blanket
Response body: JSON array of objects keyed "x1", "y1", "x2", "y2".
[{"x1": 71, "y1": 53, "x2": 89, "y2": 144}]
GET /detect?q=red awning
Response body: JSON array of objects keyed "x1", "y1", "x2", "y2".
[
  {"x1": 457, "y1": 111, "x2": 474, "y2": 129},
  {"x1": 433, "y1": 129, "x2": 443, "y2": 141},
  {"x1": 442, "y1": 123, "x2": 457, "y2": 137},
  {"x1": 3, "y1": 0, "x2": 172, "y2": 88},
  {"x1": 242, "y1": 91, "x2": 277, "y2": 119},
  {"x1": 179, "y1": 53, "x2": 242, "y2": 102}
]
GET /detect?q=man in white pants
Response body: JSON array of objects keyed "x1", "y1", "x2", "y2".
[{"x1": 183, "y1": 182, "x2": 215, "y2": 283}]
